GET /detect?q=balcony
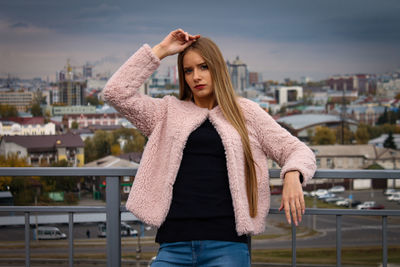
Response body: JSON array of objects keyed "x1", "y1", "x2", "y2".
[{"x1": 0, "y1": 167, "x2": 399, "y2": 267}]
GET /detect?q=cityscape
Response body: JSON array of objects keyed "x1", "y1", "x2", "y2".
[{"x1": 1, "y1": 0, "x2": 400, "y2": 266}]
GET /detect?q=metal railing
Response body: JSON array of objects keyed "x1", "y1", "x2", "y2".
[{"x1": 0, "y1": 167, "x2": 399, "y2": 267}]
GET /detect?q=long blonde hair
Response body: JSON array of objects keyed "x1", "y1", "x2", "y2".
[{"x1": 177, "y1": 37, "x2": 258, "y2": 218}]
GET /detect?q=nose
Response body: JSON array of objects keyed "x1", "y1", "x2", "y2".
[{"x1": 193, "y1": 68, "x2": 201, "y2": 81}]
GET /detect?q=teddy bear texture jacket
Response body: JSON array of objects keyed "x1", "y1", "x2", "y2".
[{"x1": 102, "y1": 44, "x2": 316, "y2": 235}]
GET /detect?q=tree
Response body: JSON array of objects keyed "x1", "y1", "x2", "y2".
[
  {"x1": 0, "y1": 104, "x2": 18, "y2": 118},
  {"x1": 92, "y1": 130, "x2": 113, "y2": 158},
  {"x1": 336, "y1": 125, "x2": 354, "y2": 144},
  {"x1": 71, "y1": 121, "x2": 79, "y2": 129},
  {"x1": 30, "y1": 102, "x2": 43, "y2": 116},
  {"x1": 311, "y1": 126, "x2": 336, "y2": 145},
  {"x1": 86, "y1": 95, "x2": 100, "y2": 106},
  {"x1": 383, "y1": 132, "x2": 397, "y2": 149},
  {"x1": 355, "y1": 124, "x2": 370, "y2": 144},
  {"x1": 111, "y1": 144, "x2": 121, "y2": 155},
  {"x1": 0, "y1": 153, "x2": 30, "y2": 191},
  {"x1": 0, "y1": 153, "x2": 36, "y2": 204},
  {"x1": 84, "y1": 138, "x2": 96, "y2": 163}
]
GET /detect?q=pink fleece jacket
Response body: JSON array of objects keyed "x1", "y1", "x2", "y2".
[{"x1": 102, "y1": 44, "x2": 316, "y2": 235}]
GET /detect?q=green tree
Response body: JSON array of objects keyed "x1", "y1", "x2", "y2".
[
  {"x1": 71, "y1": 121, "x2": 79, "y2": 129},
  {"x1": 311, "y1": 126, "x2": 336, "y2": 145},
  {"x1": 30, "y1": 102, "x2": 43, "y2": 116},
  {"x1": 383, "y1": 132, "x2": 397, "y2": 149},
  {"x1": 355, "y1": 124, "x2": 370, "y2": 144},
  {"x1": 92, "y1": 130, "x2": 113, "y2": 158},
  {"x1": 86, "y1": 95, "x2": 100, "y2": 106},
  {"x1": 84, "y1": 137, "x2": 96, "y2": 163}
]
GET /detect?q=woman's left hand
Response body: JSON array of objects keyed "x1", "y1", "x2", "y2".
[{"x1": 279, "y1": 171, "x2": 304, "y2": 226}]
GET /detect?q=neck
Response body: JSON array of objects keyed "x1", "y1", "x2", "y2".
[{"x1": 193, "y1": 96, "x2": 217, "y2": 110}]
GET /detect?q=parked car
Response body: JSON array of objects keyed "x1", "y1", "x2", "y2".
[
  {"x1": 357, "y1": 201, "x2": 376, "y2": 210},
  {"x1": 324, "y1": 196, "x2": 345, "y2": 203},
  {"x1": 368, "y1": 204, "x2": 385, "y2": 210},
  {"x1": 318, "y1": 193, "x2": 336, "y2": 200},
  {"x1": 97, "y1": 222, "x2": 138, "y2": 237},
  {"x1": 36, "y1": 226, "x2": 67, "y2": 240},
  {"x1": 328, "y1": 185, "x2": 345, "y2": 193},
  {"x1": 336, "y1": 199, "x2": 361, "y2": 208},
  {"x1": 310, "y1": 189, "x2": 329, "y2": 197},
  {"x1": 383, "y1": 188, "x2": 398, "y2": 196},
  {"x1": 387, "y1": 193, "x2": 400, "y2": 201}
]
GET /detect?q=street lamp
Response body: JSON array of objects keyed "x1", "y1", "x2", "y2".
[{"x1": 390, "y1": 150, "x2": 397, "y2": 188}]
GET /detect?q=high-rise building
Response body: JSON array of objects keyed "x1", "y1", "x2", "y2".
[
  {"x1": 83, "y1": 63, "x2": 93, "y2": 79},
  {"x1": 227, "y1": 56, "x2": 248, "y2": 93},
  {"x1": 59, "y1": 80, "x2": 86, "y2": 106},
  {"x1": 0, "y1": 91, "x2": 33, "y2": 112},
  {"x1": 249, "y1": 72, "x2": 263, "y2": 86},
  {"x1": 58, "y1": 61, "x2": 86, "y2": 106}
]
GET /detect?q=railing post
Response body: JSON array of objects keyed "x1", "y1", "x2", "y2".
[
  {"x1": 382, "y1": 216, "x2": 387, "y2": 267},
  {"x1": 336, "y1": 215, "x2": 342, "y2": 267},
  {"x1": 25, "y1": 212, "x2": 30, "y2": 267},
  {"x1": 69, "y1": 212, "x2": 74, "y2": 267},
  {"x1": 106, "y1": 176, "x2": 121, "y2": 267},
  {"x1": 292, "y1": 220, "x2": 296, "y2": 267}
]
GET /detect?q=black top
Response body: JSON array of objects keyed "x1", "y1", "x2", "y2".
[{"x1": 155, "y1": 119, "x2": 248, "y2": 244}]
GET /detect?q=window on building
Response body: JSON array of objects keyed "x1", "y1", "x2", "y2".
[{"x1": 316, "y1": 158, "x2": 321, "y2": 168}]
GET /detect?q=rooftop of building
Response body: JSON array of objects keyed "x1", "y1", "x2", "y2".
[
  {"x1": 2, "y1": 132, "x2": 84, "y2": 151},
  {"x1": 84, "y1": 155, "x2": 139, "y2": 168},
  {"x1": 310, "y1": 144, "x2": 399, "y2": 159},
  {"x1": 277, "y1": 114, "x2": 358, "y2": 130}
]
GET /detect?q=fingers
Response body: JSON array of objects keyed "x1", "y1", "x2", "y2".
[
  {"x1": 280, "y1": 195, "x2": 305, "y2": 226},
  {"x1": 172, "y1": 29, "x2": 200, "y2": 42}
]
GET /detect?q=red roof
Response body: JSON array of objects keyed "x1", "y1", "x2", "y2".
[{"x1": 0, "y1": 117, "x2": 45, "y2": 125}]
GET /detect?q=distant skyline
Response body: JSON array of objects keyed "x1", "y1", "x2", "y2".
[{"x1": 1, "y1": 0, "x2": 400, "y2": 82}]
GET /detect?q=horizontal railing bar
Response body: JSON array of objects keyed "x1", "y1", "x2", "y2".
[
  {"x1": 270, "y1": 208, "x2": 400, "y2": 216},
  {"x1": 270, "y1": 169, "x2": 400, "y2": 179},
  {"x1": 0, "y1": 167, "x2": 137, "y2": 177},
  {"x1": 2, "y1": 206, "x2": 400, "y2": 217},
  {"x1": 0, "y1": 168, "x2": 399, "y2": 179},
  {"x1": 0, "y1": 206, "x2": 107, "y2": 212}
]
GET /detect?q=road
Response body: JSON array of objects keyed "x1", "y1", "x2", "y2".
[{"x1": 0, "y1": 190, "x2": 399, "y2": 261}]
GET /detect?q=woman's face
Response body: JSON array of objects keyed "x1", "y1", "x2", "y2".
[{"x1": 183, "y1": 50, "x2": 215, "y2": 109}]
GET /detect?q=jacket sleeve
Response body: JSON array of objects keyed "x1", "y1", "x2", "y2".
[
  {"x1": 102, "y1": 44, "x2": 165, "y2": 137},
  {"x1": 245, "y1": 99, "x2": 316, "y2": 186}
]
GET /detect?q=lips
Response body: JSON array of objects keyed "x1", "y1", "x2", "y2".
[{"x1": 194, "y1": 84, "x2": 206, "y2": 89}]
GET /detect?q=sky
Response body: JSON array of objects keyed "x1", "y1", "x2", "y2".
[{"x1": 1, "y1": 0, "x2": 400, "y2": 82}]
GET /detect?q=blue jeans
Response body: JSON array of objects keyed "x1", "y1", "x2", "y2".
[{"x1": 151, "y1": 240, "x2": 250, "y2": 267}]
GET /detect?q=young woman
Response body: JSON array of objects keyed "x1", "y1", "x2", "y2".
[{"x1": 102, "y1": 29, "x2": 316, "y2": 267}]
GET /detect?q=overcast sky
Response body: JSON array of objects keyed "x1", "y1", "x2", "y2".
[{"x1": 1, "y1": 0, "x2": 400, "y2": 82}]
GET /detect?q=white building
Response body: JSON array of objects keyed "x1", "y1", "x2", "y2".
[
  {"x1": 271, "y1": 86, "x2": 303, "y2": 106},
  {"x1": 0, "y1": 122, "x2": 56, "y2": 136}
]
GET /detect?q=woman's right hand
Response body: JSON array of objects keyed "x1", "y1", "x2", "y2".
[{"x1": 152, "y1": 29, "x2": 200, "y2": 60}]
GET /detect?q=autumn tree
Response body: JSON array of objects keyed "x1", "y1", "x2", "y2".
[
  {"x1": 355, "y1": 124, "x2": 370, "y2": 144},
  {"x1": 336, "y1": 125, "x2": 354, "y2": 144},
  {"x1": 311, "y1": 126, "x2": 336, "y2": 145},
  {"x1": 0, "y1": 104, "x2": 18, "y2": 118}
]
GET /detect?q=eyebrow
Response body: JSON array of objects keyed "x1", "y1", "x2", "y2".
[{"x1": 183, "y1": 62, "x2": 207, "y2": 70}]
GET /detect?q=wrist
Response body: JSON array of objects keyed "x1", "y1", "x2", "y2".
[
  {"x1": 152, "y1": 44, "x2": 168, "y2": 60},
  {"x1": 284, "y1": 171, "x2": 300, "y2": 182}
]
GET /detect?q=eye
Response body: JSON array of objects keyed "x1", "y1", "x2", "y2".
[
  {"x1": 184, "y1": 68, "x2": 192, "y2": 74},
  {"x1": 200, "y1": 64, "x2": 208, "y2": 70}
]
